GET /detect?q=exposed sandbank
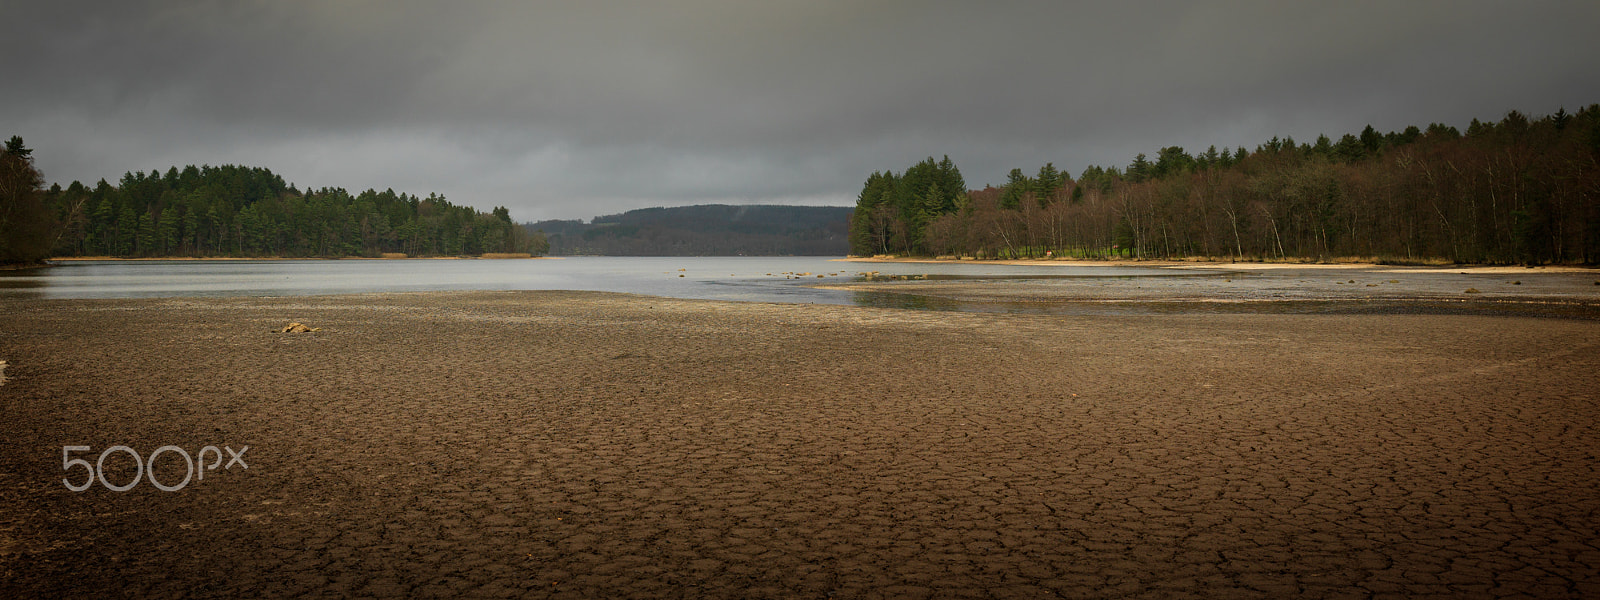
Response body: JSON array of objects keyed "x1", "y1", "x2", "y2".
[
  {"x1": 822, "y1": 260, "x2": 1600, "y2": 316},
  {"x1": 835, "y1": 255, "x2": 1600, "y2": 274}
]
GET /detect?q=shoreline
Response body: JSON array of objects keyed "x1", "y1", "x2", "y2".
[
  {"x1": 812, "y1": 264, "x2": 1600, "y2": 315},
  {"x1": 833, "y1": 255, "x2": 1600, "y2": 274}
]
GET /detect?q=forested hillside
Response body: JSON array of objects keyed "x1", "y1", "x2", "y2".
[
  {"x1": 1, "y1": 139, "x2": 544, "y2": 263},
  {"x1": 529, "y1": 204, "x2": 850, "y2": 255},
  {"x1": 852, "y1": 107, "x2": 1600, "y2": 264}
]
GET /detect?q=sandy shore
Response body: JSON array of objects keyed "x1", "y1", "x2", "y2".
[
  {"x1": 819, "y1": 264, "x2": 1600, "y2": 319},
  {"x1": 835, "y1": 255, "x2": 1600, "y2": 274},
  {"x1": 3, "y1": 291, "x2": 1599, "y2": 597}
]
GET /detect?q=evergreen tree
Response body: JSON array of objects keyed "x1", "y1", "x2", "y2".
[
  {"x1": 1424, "y1": 122, "x2": 1461, "y2": 140},
  {"x1": 849, "y1": 171, "x2": 896, "y2": 255},
  {"x1": 135, "y1": 210, "x2": 154, "y2": 255},
  {"x1": 1126, "y1": 153, "x2": 1152, "y2": 183},
  {"x1": 204, "y1": 207, "x2": 221, "y2": 254},
  {"x1": 1552, "y1": 107, "x2": 1571, "y2": 130},
  {"x1": 116, "y1": 205, "x2": 137, "y2": 255},
  {"x1": 4, "y1": 136, "x2": 29, "y2": 157},
  {"x1": 1311, "y1": 135, "x2": 1334, "y2": 158},
  {"x1": 1000, "y1": 168, "x2": 1029, "y2": 209},
  {"x1": 89, "y1": 197, "x2": 114, "y2": 254},
  {"x1": 1035, "y1": 163, "x2": 1062, "y2": 206},
  {"x1": 1334, "y1": 134, "x2": 1363, "y2": 162},
  {"x1": 1152, "y1": 147, "x2": 1191, "y2": 178},
  {"x1": 936, "y1": 155, "x2": 966, "y2": 212},
  {"x1": 1359, "y1": 125, "x2": 1384, "y2": 153},
  {"x1": 920, "y1": 181, "x2": 942, "y2": 225},
  {"x1": 181, "y1": 198, "x2": 198, "y2": 253},
  {"x1": 1396, "y1": 125, "x2": 1422, "y2": 145}
]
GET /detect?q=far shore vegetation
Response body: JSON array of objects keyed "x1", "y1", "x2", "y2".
[
  {"x1": 527, "y1": 205, "x2": 851, "y2": 256},
  {"x1": 0, "y1": 137, "x2": 546, "y2": 265},
  {"x1": 850, "y1": 106, "x2": 1600, "y2": 265}
]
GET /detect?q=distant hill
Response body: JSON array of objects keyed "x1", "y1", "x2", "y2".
[{"x1": 526, "y1": 204, "x2": 852, "y2": 256}]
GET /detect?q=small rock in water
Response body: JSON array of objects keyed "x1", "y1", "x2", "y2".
[
  {"x1": 1464, "y1": 288, "x2": 1481, "y2": 294},
  {"x1": 277, "y1": 322, "x2": 321, "y2": 333}
]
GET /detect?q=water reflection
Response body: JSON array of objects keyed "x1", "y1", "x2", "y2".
[
  {"x1": 853, "y1": 271, "x2": 1236, "y2": 283},
  {"x1": 0, "y1": 276, "x2": 47, "y2": 290},
  {"x1": 0, "y1": 268, "x2": 48, "y2": 299},
  {"x1": 849, "y1": 291, "x2": 965, "y2": 312},
  {"x1": 848, "y1": 290, "x2": 1600, "y2": 320}
]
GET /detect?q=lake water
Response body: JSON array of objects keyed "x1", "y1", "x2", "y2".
[{"x1": 0, "y1": 257, "x2": 1206, "y2": 307}]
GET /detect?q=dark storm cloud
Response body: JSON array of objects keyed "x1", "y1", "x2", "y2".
[{"x1": 4, "y1": 1, "x2": 1598, "y2": 220}]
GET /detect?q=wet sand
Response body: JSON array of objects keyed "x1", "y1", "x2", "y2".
[
  {"x1": 2, "y1": 290, "x2": 1599, "y2": 598},
  {"x1": 821, "y1": 265, "x2": 1600, "y2": 319},
  {"x1": 836, "y1": 256, "x2": 1600, "y2": 274}
]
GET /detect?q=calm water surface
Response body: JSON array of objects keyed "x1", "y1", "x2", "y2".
[
  {"x1": 0, "y1": 257, "x2": 1206, "y2": 307},
  {"x1": 9, "y1": 258, "x2": 1591, "y2": 318}
]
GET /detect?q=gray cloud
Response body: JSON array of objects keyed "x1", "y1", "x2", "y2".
[{"x1": 4, "y1": 1, "x2": 1598, "y2": 220}]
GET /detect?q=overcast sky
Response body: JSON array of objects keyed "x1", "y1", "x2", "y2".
[{"x1": 4, "y1": 1, "x2": 1598, "y2": 221}]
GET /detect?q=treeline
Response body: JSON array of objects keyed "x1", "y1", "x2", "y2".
[
  {"x1": 530, "y1": 204, "x2": 850, "y2": 255},
  {"x1": 851, "y1": 107, "x2": 1600, "y2": 264},
  {"x1": 0, "y1": 137, "x2": 545, "y2": 263},
  {"x1": 1, "y1": 137, "x2": 53, "y2": 263}
]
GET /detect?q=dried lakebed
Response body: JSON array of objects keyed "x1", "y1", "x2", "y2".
[{"x1": 2, "y1": 289, "x2": 1598, "y2": 598}]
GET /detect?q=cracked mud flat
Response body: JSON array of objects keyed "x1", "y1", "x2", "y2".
[{"x1": 2, "y1": 290, "x2": 1598, "y2": 598}]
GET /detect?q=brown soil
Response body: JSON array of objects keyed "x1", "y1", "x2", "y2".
[{"x1": 2, "y1": 291, "x2": 1598, "y2": 598}]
